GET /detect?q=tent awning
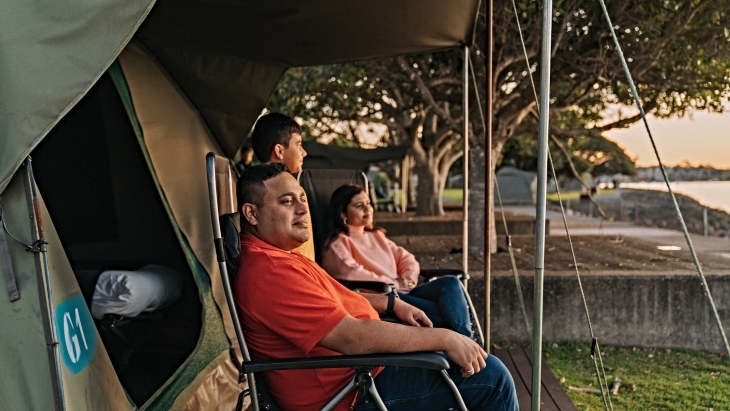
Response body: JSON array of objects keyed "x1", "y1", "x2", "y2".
[
  {"x1": 1, "y1": 0, "x2": 480, "y2": 192},
  {"x1": 136, "y1": 0, "x2": 480, "y2": 158}
]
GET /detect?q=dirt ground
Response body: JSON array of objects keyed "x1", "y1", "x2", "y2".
[{"x1": 392, "y1": 234, "x2": 730, "y2": 275}]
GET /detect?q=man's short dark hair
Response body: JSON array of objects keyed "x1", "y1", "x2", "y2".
[
  {"x1": 251, "y1": 113, "x2": 302, "y2": 163},
  {"x1": 237, "y1": 162, "x2": 290, "y2": 210}
]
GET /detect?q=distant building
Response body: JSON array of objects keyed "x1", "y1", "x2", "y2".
[{"x1": 637, "y1": 166, "x2": 730, "y2": 182}]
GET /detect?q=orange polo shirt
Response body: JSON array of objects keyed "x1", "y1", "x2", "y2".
[{"x1": 234, "y1": 234, "x2": 382, "y2": 411}]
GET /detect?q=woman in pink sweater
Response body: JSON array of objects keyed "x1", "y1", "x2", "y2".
[{"x1": 321, "y1": 184, "x2": 472, "y2": 338}]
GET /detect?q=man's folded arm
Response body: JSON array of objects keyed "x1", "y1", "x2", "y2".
[
  {"x1": 318, "y1": 311, "x2": 488, "y2": 378},
  {"x1": 319, "y1": 314, "x2": 449, "y2": 356},
  {"x1": 359, "y1": 293, "x2": 433, "y2": 328}
]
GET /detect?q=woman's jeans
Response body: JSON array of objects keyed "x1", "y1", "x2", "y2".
[
  {"x1": 399, "y1": 276, "x2": 473, "y2": 338},
  {"x1": 353, "y1": 354, "x2": 519, "y2": 411}
]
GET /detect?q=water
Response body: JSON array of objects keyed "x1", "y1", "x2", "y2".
[{"x1": 620, "y1": 181, "x2": 730, "y2": 214}]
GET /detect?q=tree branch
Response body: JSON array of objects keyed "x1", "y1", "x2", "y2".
[{"x1": 397, "y1": 56, "x2": 460, "y2": 130}]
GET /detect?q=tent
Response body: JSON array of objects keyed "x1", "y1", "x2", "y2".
[
  {"x1": 0, "y1": 1, "x2": 480, "y2": 410},
  {"x1": 302, "y1": 142, "x2": 408, "y2": 171},
  {"x1": 495, "y1": 166, "x2": 537, "y2": 205}
]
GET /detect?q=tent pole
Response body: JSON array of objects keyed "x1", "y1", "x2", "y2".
[
  {"x1": 401, "y1": 157, "x2": 408, "y2": 212},
  {"x1": 462, "y1": 45, "x2": 470, "y2": 285},
  {"x1": 484, "y1": 0, "x2": 494, "y2": 353},
  {"x1": 533, "y1": 0, "x2": 554, "y2": 409},
  {"x1": 24, "y1": 158, "x2": 64, "y2": 410}
]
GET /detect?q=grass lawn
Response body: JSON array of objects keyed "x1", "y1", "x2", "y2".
[
  {"x1": 546, "y1": 189, "x2": 616, "y2": 203},
  {"x1": 443, "y1": 189, "x2": 617, "y2": 204},
  {"x1": 544, "y1": 341, "x2": 730, "y2": 411},
  {"x1": 443, "y1": 188, "x2": 463, "y2": 203}
]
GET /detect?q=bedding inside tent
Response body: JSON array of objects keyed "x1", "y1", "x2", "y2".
[{"x1": 31, "y1": 73, "x2": 203, "y2": 406}]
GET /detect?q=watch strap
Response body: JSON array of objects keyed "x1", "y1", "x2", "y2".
[{"x1": 385, "y1": 292, "x2": 396, "y2": 314}]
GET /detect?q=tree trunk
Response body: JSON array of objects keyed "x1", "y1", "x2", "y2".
[
  {"x1": 414, "y1": 161, "x2": 444, "y2": 216},
  {"x1": 469, "y1": 135, "x2": 506, "y2": 255},
  {"x1": 467, "y1": 47, "x2": 493, "y2": 254},
  {"x1": 468, "y1": 143, "x2": 487, "y2": 254},
  {"x1": 489, "y1": 142, "x2": 505, "y2": 253}
]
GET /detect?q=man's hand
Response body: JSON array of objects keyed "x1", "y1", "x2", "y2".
[
  {"x1": 442, "y1": 333, "x2": 488, "y2": 378},
  {"x1": 393, "y1": 298, "x2": 433, "y2": 328}
]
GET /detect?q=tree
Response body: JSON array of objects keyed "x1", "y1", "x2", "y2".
[
  {"x1": 496, "y1": 0, "x2": 730, "y2": 151},
  {"x1": 268, "y1": 0, "x2": 730, "y2": 250},
  {"x1": 267, "y1": 53, "x2": 475, "y2": 216},
  {"x1": 498, "y1": 133, "x2": 637, "y2": 179}
]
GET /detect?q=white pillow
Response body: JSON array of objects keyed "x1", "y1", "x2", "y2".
[{"x1": 90, "y1": 264, "x2": 182, "y2": 319}]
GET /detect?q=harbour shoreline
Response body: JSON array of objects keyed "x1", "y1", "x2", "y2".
[{"x1": 566, "y1": 188, "x2": 730, "y2": 238}]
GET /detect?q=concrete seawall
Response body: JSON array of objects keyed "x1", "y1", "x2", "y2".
[{"x1": 467, "y1": 273, "x2": 730, "y2": 353}]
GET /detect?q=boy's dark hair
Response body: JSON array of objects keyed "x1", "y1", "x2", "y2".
[
  {"x1": 250, "y1": 113, "x2": 302, "y2": 163},
  {"x1": 236, "y1": 162, "x2": 290, "y2": 210}
]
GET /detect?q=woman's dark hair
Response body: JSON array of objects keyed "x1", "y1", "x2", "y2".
[{"x1": 322, "y1": 184, "x2": 382, "y2": 252}]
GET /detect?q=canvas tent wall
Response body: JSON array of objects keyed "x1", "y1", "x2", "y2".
[
  {"x1": 495, "y1": 166, "x2": 537, "y2": 205},
  {"x1": 302, "y1": 141, "x2": 409, "y2": 170},
  {"x1": 0, "y1": 1, "x2": 481, "y2": 410},
  {"x1": 0, "y1": 47, "x2": 235, "y2": 410},
  {"x1": 0, "y1": 172, "x2": 135, "y2": 411}
]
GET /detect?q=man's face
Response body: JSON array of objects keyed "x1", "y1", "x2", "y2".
[
  {"x1": 276, "y1": 133, "x2": 307, "y2": 173},
  {"x1": 243, "y1": 173, "x2": 310, "y2": 251}
]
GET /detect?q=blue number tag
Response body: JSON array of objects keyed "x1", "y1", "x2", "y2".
[{"x1": 55, "y1": 296, "x2": 97, "y2": 374}]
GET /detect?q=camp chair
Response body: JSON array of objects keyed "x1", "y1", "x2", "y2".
[
  {"x1": 206, "y1": 154, "x2": 469, "y2": 411},
  {"x1": 298, "y1": 169, "x2": 485, "y2": 347}
]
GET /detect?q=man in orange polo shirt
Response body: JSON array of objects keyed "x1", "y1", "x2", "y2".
[{"x1": 234, "y1": 163, "x2": 518, "y2": 411}]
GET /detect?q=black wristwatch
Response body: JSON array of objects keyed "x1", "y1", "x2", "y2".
[{"x1": 385, "y1": 292, "x2": 397, "y2": 315}]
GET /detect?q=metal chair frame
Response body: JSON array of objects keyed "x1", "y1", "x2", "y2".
[{"x1": 206, "y1": 153, "x2": 468, "y2": 411}]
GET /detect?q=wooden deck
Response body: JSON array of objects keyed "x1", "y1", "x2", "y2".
[{"x1": 493, "y1": 348, "x2": 578, "y2": 411}]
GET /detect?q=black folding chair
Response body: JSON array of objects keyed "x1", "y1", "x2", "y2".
[
  {"x1": 298, "y1": 168, "x2": 485, "y2": 347},
  {"x1": 206, "y1": 154, "x2": 469, "y2": 411}
]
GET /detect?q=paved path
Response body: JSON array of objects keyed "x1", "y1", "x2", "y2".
[{"x1": 501, "y1": 205, "x2": 730, "y2": 259}]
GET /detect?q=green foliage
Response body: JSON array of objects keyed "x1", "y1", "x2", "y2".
[
  {"x1": 267, "y1": 37, "x2": 475, "y2": 215},
  {"x1": 267, "y1": 0, "x2": 730, "y2": 214},
  {"x1": 506, "y1": 0, "x2": 730, "y2": 124},
  {"x1": 545, "y1": 341, "x2": 730, "y2": 410},
  {"x1": 498, "y1": 133, "x2": 636, "y2": 177},
  {"x1": 268, "y1": 51, "x2": 467, "y2": 148},
  {"x1": 269, "y1": 64, "x2": 391, "y2": 146}
]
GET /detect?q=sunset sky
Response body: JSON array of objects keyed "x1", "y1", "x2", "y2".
[{"x1": 605, "y1": 109, "x2": 730, "y2": 169}]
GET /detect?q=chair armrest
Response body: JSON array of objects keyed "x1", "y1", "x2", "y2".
[
  {"x1": 338, "y1": 279, "x2": 394, "y2": 294},
  {"x1": 243, "y1": 352, "x2": 449, "y2": 374},
  {"x1": 419, "y1": 269, "x2": 469, "y2": 281}
]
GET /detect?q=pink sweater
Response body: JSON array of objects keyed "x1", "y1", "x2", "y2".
[{"x1": 321, "y1": 225, "x2": 420, "y2": 294}]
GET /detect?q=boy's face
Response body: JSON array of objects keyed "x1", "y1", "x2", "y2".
[{"x1": 274, "y1": 133, "x2": 307, "y2": 173}]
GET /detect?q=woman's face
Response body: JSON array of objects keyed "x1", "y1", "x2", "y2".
[{"x1": 344, "y1": 191, "x2": 373, "y2": 228}]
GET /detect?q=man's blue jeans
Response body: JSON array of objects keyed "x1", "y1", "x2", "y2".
[
  {"x1": 399, "y1": 276, "x2": 473, "y2": 338},
  {"x1": 353, "y1": 354, "x2": 519, "y2": 411}
]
